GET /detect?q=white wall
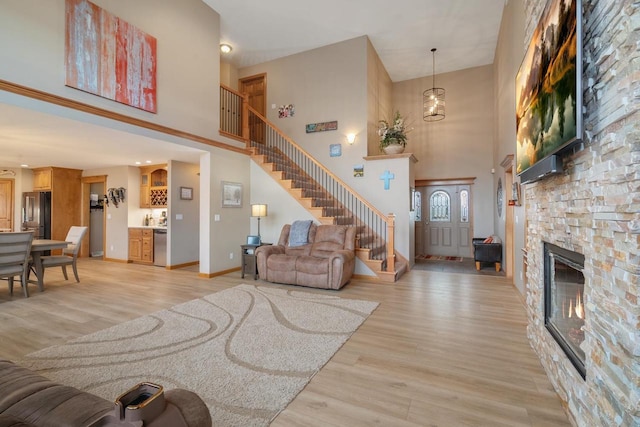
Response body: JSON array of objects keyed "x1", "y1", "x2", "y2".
[
  {"x1": 494, "y1": 0, "x2": 527, "y2": 293},
  {"x1": 239, "y1": 36, "x2": 369, "y2": 188},
  {"x1": 168, "y1": 160, "x2": 200, "y2": 266},
  {"x1": 202, "y1": 150, "x2": 252, "y2": 274},
  {"x1": 0, "y1": 0, "x2": 221, "y2": 140},
  {"x1": 392, "y1": 65, "x2": 496, "y2": 240}
]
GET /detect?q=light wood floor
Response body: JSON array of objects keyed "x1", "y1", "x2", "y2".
[{"x1": 0, "y1": 259, "x2": 570, "y2": 427}]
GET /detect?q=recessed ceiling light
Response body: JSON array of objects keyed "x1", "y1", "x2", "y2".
[
  {"x1": 20, "y1": 164, "x2": 29, "y2": 168},
  {"x1": 135, "y1": 161, "x2": 141, "y2": 165},
  {"x1": 220, "y1": 43, "x2": 232, "y2": 54},
  {"x1": 145, "y1": 160, "x2": 152, "y2": 164}
]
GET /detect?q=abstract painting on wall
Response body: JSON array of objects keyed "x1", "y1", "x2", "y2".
[{"x1": 65, "y1": 0, "x2": 157, "y2": 113}]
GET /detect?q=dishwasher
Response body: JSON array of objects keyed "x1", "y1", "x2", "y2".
[{"x1": 153, "y1": 228, "x2": 167, "y2": 267}]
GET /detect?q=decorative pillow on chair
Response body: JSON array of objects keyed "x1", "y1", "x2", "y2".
[
  {"x1": 288, "y1": 220, "x2": 313, "y2": 247},
  {"x1": 483, "y1": 236, "x2": 494, "y2": 244}
]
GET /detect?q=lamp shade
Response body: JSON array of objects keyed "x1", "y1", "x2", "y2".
[{"x1": 251, "y1": 204, "x2": 268, "y2": 217}]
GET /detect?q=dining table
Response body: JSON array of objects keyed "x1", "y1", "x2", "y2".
[{"x1": 30, "y1": 239, "x2": 70, "y2": 292}]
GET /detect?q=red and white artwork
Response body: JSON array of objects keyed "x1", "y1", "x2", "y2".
[{"x1": 65, "y1": 0, "x2": 157, "y2": 113}]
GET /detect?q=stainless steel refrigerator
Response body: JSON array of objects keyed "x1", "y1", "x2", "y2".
[{"x1": 22, "y1": 191, "x2": 52, "y2": 239}]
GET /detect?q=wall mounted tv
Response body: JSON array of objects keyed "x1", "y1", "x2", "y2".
[{"x1": 515, "y1": 0, "x2": 582, "y2": 184}]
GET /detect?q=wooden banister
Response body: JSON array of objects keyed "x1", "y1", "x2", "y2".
[{"x1": 246, "y1": 105, "x2": 389, "y2": 223}]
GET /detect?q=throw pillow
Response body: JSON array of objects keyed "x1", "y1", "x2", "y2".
[
  {"x1": 483, "y1": 237, "x2": 493, "y2": 244},
  {"x1": 288, "y1": 220, "x2": 312, "y2": 247}
]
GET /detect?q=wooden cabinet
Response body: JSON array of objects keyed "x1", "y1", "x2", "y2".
[
  {"x1": 129, "y1": 228, "x2": 153, "y2": 264},
  {"x1": 32, "y1": 168, "x2": 52, "y2": 190},
  {"x1": 140, "y1": 165, "x2": 167, "y2": 208},
  {"x1": 31, "y1": 167, "x2": 82, "y2": 254}
]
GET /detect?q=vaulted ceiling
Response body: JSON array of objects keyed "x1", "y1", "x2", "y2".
[{"x1": 0, "y1": 1, "x2": 506, "y2": 170}]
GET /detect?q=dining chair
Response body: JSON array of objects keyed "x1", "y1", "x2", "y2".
[
  {"x1": 39, "y1": 226, "x2": 88, "y2": 283},
  {"x1": 0, "y1": 232, "x2": 34, "y2": 297}
]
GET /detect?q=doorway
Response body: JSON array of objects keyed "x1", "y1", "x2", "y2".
[
  {"x1": 416, "y1": 179, "x2": 474, "y2": 258},
  {"x1": 0, "y1": 179, "x2": 14, "y2": 232},
  {"x1": 239, "y1": 73, "x2": 266, "y2": 144},
  {"x1": 81, "y1": 175, "x2": 106, "y2": 259}
]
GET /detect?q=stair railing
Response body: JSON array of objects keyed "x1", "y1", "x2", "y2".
[{"x1": 220, "y1": 86, "x2": 395, "y2": 271}]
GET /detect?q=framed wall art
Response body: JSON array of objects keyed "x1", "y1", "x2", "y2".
[
  {"x1": 180, "y1": 187, "x2": 193, "y2": 200},
  {"x1": 221, "y1": 181, "x2": 242, "y2": 207}
]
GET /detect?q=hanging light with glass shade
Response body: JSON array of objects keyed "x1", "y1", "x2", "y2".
[{"x1": 423, "y1": 48, "x2": 445, "y2": 121}]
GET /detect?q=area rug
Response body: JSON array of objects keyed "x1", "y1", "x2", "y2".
[
  {"x1": 20, "y1": 284, "x2": 378, "y2": 427},
  {"x1": 416, "y1": 254, "x2": 464, "y2": 262}
]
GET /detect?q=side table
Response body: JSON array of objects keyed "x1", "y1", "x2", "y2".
[{"x1": 241, "y1": 243, "x2": 271, "y2": 280}]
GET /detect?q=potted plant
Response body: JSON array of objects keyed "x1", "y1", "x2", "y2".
[{"x1": 378, "y1": 111, "x2": 411, "y2": 154}]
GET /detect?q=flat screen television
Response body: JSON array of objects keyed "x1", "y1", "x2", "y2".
[{"x1": 515, "y1": 0, "x2": 582, "y2": 184}]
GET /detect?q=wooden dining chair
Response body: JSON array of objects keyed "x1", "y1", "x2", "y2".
[
  {"x1": 39, "y1": 226, "x2": 88, "y2": 283},
  {"x1": 0, "y1": 232, "x2": 34, "y2": 297}
]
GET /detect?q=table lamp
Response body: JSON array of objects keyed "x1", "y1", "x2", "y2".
[{"x1": 251, "y1": 204, "x2": 268, "y2": 242}]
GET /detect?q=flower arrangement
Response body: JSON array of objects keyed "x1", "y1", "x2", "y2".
[{"x1": 378, "y1": 110, "x2": 411, "y2": 151}]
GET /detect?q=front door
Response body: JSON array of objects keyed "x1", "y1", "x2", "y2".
[
  {"x1": 239, "y1": 73, "x2": 266, "y2": 144},
  {"x1": 421, "y1": 184, "x2": 473, "y2": 257},
  {"x1": 0, "y1": 179, "x2": 14, "y2": 231}
]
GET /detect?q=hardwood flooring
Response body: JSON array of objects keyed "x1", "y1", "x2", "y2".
[{"x1": 0, "y1": 259, "x2": 570, "y2": 426}]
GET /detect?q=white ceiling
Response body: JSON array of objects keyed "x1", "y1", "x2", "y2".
[
  {"x1": 0, "y1": 103, "x2": 205, "y2": 170},
  {"x1": 205, "y1": 0, "x2": 506, "y2": 82},
  {"x1": 0, "y1": 1, "x2": 506, "y2": 171}
]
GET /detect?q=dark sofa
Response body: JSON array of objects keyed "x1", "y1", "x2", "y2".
[{"x1": 0, "y1": 359, "x2": 211, "y2": 427}]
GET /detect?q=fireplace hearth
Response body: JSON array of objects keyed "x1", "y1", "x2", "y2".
[{"x1": 544, "y1": 242, "x2": 586, "y2": 379}]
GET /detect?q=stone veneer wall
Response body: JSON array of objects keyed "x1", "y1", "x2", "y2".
[{"x1": 523, "y1": 0, "x2": 639, "y2": 426}]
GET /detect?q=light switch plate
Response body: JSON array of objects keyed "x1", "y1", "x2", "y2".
[
  {"x1": 176, "y1": 214, "x2": 183, "y2": 220},
  {"x1": 214, "y1": 214, "x2": 220, "y2": 221}
]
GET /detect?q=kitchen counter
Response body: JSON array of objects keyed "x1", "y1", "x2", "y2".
[{"x1": 131, "y1": 226, "x2": 167, "y2": 230}]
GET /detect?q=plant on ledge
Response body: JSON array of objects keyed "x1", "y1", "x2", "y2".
[{"x1": 378, "y1": 110, "x2": 411, "y2": 153}]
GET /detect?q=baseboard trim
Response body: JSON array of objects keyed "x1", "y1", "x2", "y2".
[
  {"x1": 198, "y1": 267, "x2": 240, "y2": 278},
  {"x1": 167, "y1": 261, "x2": 199, "y2": 270}
]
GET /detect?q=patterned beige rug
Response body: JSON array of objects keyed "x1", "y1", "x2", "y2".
[{"x1": 20, "y1": 284, "x2": 378, "y2": 427}]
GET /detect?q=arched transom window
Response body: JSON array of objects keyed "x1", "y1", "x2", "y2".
[{"x1": 430, "y1": 190, "x2": 450, "y2": 222}]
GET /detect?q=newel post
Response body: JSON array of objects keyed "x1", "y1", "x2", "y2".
[
  {"x1": 241, "y1": 92, "x2": 250, "y2": 148},
  {"x1": 386, "y1": 213, "x2": 395, "y2": 272}
]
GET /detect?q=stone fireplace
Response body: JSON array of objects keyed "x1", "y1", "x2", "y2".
[{"x1": 522, "y1": 0, "x2": 639, "y2": 426}]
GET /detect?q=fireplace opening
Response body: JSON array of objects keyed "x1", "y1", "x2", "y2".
[{"x1": 544, "y1": 242, "x2": 586, "y2": 379}]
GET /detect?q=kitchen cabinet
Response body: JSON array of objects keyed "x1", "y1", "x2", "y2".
[
  {"x1": 140, "y1": 165, "x2": 167, "y2": 208},
  {"x1": 32, "y1": 168, "x2": 52, "y2": 190},
  {"x1": 30, "y1": 167, "x2": 82, "y2": 253},
  {"x1": 129, "y1": 228, "x2": 153, "y2": 264}
]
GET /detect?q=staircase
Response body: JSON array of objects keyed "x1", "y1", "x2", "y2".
[{"x1": 221, "y1": 85, "x2": 407, "y2": 282}]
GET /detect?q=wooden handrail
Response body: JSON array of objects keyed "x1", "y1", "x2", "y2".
[{"x1": 246, "y1": 105, "x2": 390, "y2": 223}]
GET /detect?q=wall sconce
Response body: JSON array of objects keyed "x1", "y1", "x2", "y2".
[
  {"x1": 346, "y1": 133, "x2": 356, "y2": 145},
  {"x1": 251, "y1": 204, "x2": 268, "y2": 241},
  {"x1": 220, "y1": 43, "x2": 232, "y2": 54}
]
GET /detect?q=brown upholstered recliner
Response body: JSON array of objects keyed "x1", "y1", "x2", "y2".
[
  {"x1": 255, "y1": 223, "x2": 356, "y2": 290},
  {"x1": 0, "y1": 359, "x2": 211, "y2": 427}
]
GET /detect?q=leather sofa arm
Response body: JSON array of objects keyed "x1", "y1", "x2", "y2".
[
  {"x1": 327, "y1": 250, "x2": 356, "y2": 290},
  {"x1": 255, "y1": 245, "x2": 285, "y2": 278},
  {"x1": 329, "y1": 249, "x2": 355, "y2": 264}
]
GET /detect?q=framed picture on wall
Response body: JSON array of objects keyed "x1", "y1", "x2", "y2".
[
  {"x1": 180, "y1": 186, "x2": 193, "y2": 200},
  {"x1": 222, "y1": 181, "x2": 242, "y2": 207}
]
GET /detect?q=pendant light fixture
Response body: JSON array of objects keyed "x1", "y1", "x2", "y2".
[{"x1": 423, "y1": 48, "x2": 445, "y2": 121}]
